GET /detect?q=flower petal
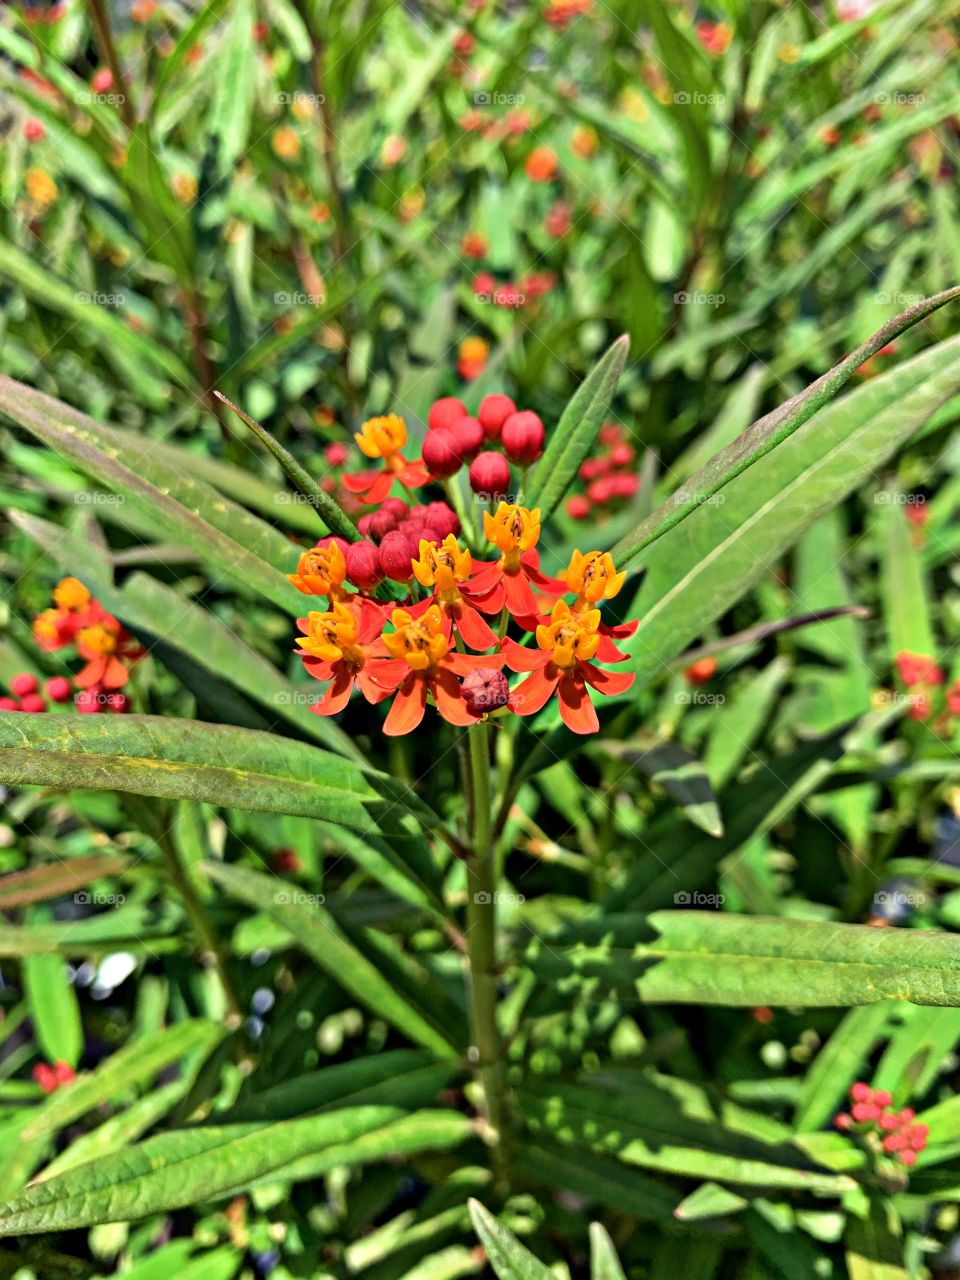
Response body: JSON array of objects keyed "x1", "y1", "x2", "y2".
[
  {"x1": 454, "y1": 602, "x2": 498, "y2": 651},
  {"x1": 509, "y1": 665, "x2": 560, "y2": 716},
  {"x1": 581, "y1": 663, "x2": 635, "y2": 696},
  {"x1": 364, "y1": 658, "x2": 410, "y2": 691},
  {"x1": 432, "y1": 668, "x2": 476, "y2": 725},
  {"x1": 503, "y1": 570, "x2": 539, "y2": 617},
  {"x1": 558, "y1": 673, "x2": 599, "y2": 734},
  {"x1": 501, "y1": 637, "x2": 549, "y2": 673},
  {"x1": 384, "y1": 673, "x2": 427, "y2": 735},
  {"x1": 341, "y1": 471, "x2": 376, "y2": 494},
  {"x1": 312, "y1": 665, "x2": 355, "y2": 715},
  {"x1": 447, "y1": 651, "x2": 505, "y2": 675}
]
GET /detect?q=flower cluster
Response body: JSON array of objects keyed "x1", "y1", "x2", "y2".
[
  {"x1": 290, "y1": 504, "x2": 636, "y2": 735},
  {"x1": 544, "y1": 0, "x2": 591, "y2": 28},
  {"x1": 32, "y1": 1060, "x2": 76, "y2": 1094},
  {"x1": 472, "y1": 271, "x2": 556, "y2": 311},
  {"x1": 894, "y1": 650, "x2": 960, "y2": 723},
  {"x1": 565, "y1": 422, "x2": 639, "y2": 521},
  {"x1": 835, "y1": 1083, "x2": 929, "y2": 1167},
  {"x1": 421, "y1": 395, "x2": 545, "y2": 499},
  {"x1": 0, "y1": 671, "x2": 71, "y2": 715},
  {"x1": 26, "y1": 578, "x2": 140, "y2": 713}
]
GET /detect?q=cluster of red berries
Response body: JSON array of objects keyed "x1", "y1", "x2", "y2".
[
  {"x1": 332, "y1": 498, "x2": 462, "y2": 590},
  {"x1": 835, "y1": 1083, "x2": 929, "y2": 1167},
  {"x1": 32, "y1": 1060, "x2": 76, "y2": 1094},
  {"x1": 895, "y1": 651, "x2": 960, "y2": 722},
  {"x1": 422, "y1": 394, "x2": 545, "y2": 498},
  {"x1": 0, "y1": 671, "x2": 71, "y2": 715},
  {"x1": 472, "y1": 272, "x2": 556, "y2": 310},
  {"x1": 565, "y1": 422, "x2": 639, "y2": 521}
]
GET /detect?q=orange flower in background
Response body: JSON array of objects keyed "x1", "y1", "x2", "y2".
[
  {"x1": 696, "y1": 20, "x2": 733, "y2": 55},
  {"x1": 381, "y1": 134, "x2": 408, "y2": 167},
  {"x1": 74, "y1": 614, "x2": 141, "y2": 689},
  {"x1": 570, "y1": 124, "x2": 598, "y2": 158},
  {"x1": 342, "y1": 413, "x2": 429, "y2": 504},
  {"x1": 524, "y1": 146, "x2": 558, "y2": 182},
  {"x1": 271, "y1": 126, "x2": 300, "y2": 160},
  {"x1": 544, "y1": 0, "x2": 591, "y2": 27},
  {"x1": 371, "y1": 606, "x2": 504, "y2": 734},
  {"x1": 458, "y1": 336, "x2": 489, "y2": 380},
  {"x1": 504, "y1": 600, "x2": 634, "y2": 733},
  {"x1": 684, "y1": 656, "x2": 717, "y2": 686},
  {"x1": 25, "y1": 168, "x2": 57, "y2": 207},
  {"x1": 461, "y1": 231, "x2": 488, "y2": 259},
  {"x1": 469, "y1": 503, "x2": 565, "y2": 616},
  {"x1": 410, "y1": 535, "x2": 499, "y2": 650},
  {"x1": 297, "y1": 598, "x2": 391, "y2": 715}
]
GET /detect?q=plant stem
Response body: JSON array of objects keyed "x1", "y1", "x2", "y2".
[
  {"x1": 85, "y1": 0, "x2": 135, "y2": 130},
  {"x1": 463, "y1": 720, "x2": 508, "y2": 1180}
]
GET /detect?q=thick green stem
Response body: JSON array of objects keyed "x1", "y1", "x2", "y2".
[{"x1": 464, "y1": 721, "x2": 508, "y2": 1174}]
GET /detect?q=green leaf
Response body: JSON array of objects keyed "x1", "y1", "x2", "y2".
[
  {"x1": 209, "y1": 0, "x2": 256, "y2": 172},
  {"x1": 123, "y1": 124, "x2": 195, "y2": 281},
  {"x1": 517, "y1": 1140, "x2": 679, "y2": 1221},
  {"x1": 526, "y1": 335, "x2": 629, "y2": 523},
  {"x1": 215, "y1": 392, "x2": 360, "y2": 542},
  {"x1": 0, "y1": 713, "x2": 433, "y2": 845},
  {"x1": 605, "y1": 740, "x2": 723, "y2": 837},
  {"x1": 880, "y1": 496, "x2": 937, "y2": 661},
  {"x1": 0, "y1": 380, "x2": 295, "y2": 612},
  {"x1": 205, "y1": 862, "x2": 460, "y2": 1056},
  {"x1": 612, "y1": 288, "x2": 960, "y2": 569},
  {"x1": 0, "y1": 1106, "x2": 468, "y2": 1235},
  {"x1": 590, "y1": 1224, "x2": 627, "y2": 1280},
  {"x1": 616, "y1": 332, "x2": 960, "y2": 689},
  {"x1": 467, "y1": 1200, "x2": 555, "y2": 1280},
  {"x1": 674, "y1": 1183, "x2": 749, "y2": 1221},
  {"x1": 794, "y1": 1005, "x2": 891, "y2": 1133},
  {"x1": 529, "y1": 911, "x2": 960, "y2": 1008},
  {"x1": 0, "y1": 855, "x2": 130, "y2": 910},
  {"x1": 23, "y1": 945, "x2": 82, "y2": 1068},
  {"x1": 845, "y1": 1195, "x2": 908, "y2": 1280}
]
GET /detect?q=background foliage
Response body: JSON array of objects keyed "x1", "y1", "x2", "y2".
[{"x1": 2, "y1": 0, "x2": 960, "y2": 1277}]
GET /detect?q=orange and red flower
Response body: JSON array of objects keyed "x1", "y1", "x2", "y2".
[
  {"x1": 504, "y1": 600, "x2": 634, "y2": 734},
  {"x1": 469, "y1": 503, "x2": 564, "y2": 617},
  {"x1": 342, "y1": 414, "x2": 429, "y2": 504},
  {"x1": 297, "y1": 598, "x2": 392, "y2": 715},
  {"x1": 410, "y1": 535, "x2": 499, "y2": 650}
]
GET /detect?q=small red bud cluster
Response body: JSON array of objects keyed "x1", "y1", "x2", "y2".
[
  {"x1": 422, "y1": 394, "x2": 545, "y2": 497},
  {"x1": 350, "y1": 499, "x2": 461, "y2": 584},
  {"x1": 32, "y1": 1060, "x2": 76, "y2": 1094},
  {"x1": 835, "y1": 1083, "x2": 929, "y2": 1167},
  {"x1": 471, "y1": 272, "x2": 556, "y2": 310},
  {"x1": 895, "y1": 651, "x2": 947, "y2": 722},
  {"x1": 0, "y1": 672, "x2": 47, "y2": 714},
  {"x1": 565, "y1": 422, "x2": 638, "y2": 521}
]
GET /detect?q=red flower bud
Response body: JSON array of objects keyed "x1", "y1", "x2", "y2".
[
  {"x1": 324, "y1": 442, "x2": 348, "y2": 466},
  {"x1": 422, "y1": 429, "x2": 462, "y2": 478},
  {"x1": 345, "y1": 540, "x2": 383, "y2": 590},
  {"x1": 357, "y1": 514, "x2": 375, "y2": 536},
  {"x1": 567, "y1": 495, "x2": 591, "y2": 520},
  {"x1": 428, "y1": 397, "x2": 467, "y2": 431},
  {"x1": 900, "y1": 1149, "x2": 918, "y2": 1166},
  {"x1": 835, "y1": 1113, "x2": 852, "y2": 1130},
  {"x1": 599, "y1": 423, "x2": 623, "y2": 445},
  {"x1": 33, "y1": 1064, "x2": 57, "y2": 1093},
  {"x1": 469, "y1": 451, "x2": 511, "y2": 498},
  {"x1": 873, "y1": 1090, "x2": 893, "y2": 1108},
  {"x1": 368, "y1": 508, "x2": 398, "y2": 541},
  {"x1": 75, "y1": 688, "x2": 103, "y2": 714},
  {"x1": 478, "y1": 394, "x2": 516, "y2": 440},
  {"x1": 24, "y1": 118, "x2": 45, "y2": 143},
  {"x1": 461, "y1": 668, "x2": 509, "y2": 716},
  {"x1": 52, "y1": 1060, "x2": 75, "y2": 1085},
  {"x1": 398, "y1": 522, "x2": 437, "y2": 557},
  {"x1": 46, "y1": 676, "x2": 73, "y2": 703},
  {"x1": 0, "y1": 697, "x2": 20, "y2": 712},
  {"x1": 850, "y1": 1083, "x2": 872, "y2": 1102},
  {"x1": 450, "y1": 415, "x2": 484, "y2": 459},
  {"x1": 316, "y1": 535, "x2": 351, "y2": 555},
  {"x1": 379, "y1": 531, "x2": 415, "y2": 581},
  {"x1": 106, "y1": 692, "x2": 129, "y2": 713},
  {"x1": 423, "y1": 501, "x2": 461, "y2": 538},
  {"x1": 501, "y1": 410, "x2": 545, "y2": 464},
  {"x1": 382, "y1": 497, "x2": 411, "y2": 520},
  {"x1": 610, "y1": 442, "x2": 635, "y2": 467},
  {"x1": 19, "y1": 694, "x2": 47, "y2": 713},
  {"x1": 9, "y1": 672, "x2": 38, "y2": 698},
  {"x1": 91, "y1": 67, "x2": 114, "y2": 93},
  {"x1": 684, "y1": 657, "x2": 717, "y2": 686}
]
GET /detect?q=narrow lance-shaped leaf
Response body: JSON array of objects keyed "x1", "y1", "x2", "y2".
[
  {"x1": 612, "y1": 286, "x2": 960, "y2": 569},
  {"x1": 525, "y1": 334, "x2": 629, "y2": 523},
  {"x1": 214, "y1": 391, "x2": 360, "y2": 542},
  {"x1": 467, "y1": 1200, "x2": 556, "y2": 1280},
  {"x1": 529, "y1": 911, "x2": 960, "y2": 1008}
]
